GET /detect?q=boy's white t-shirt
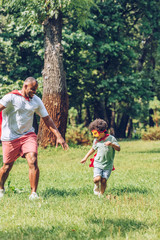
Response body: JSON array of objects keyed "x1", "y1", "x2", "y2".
[{"x1": 0, "y1": 93, "x2": 48, "y2": 141}]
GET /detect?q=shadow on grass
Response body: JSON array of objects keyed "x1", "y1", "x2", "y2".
[
  {"x1": 88, "y1": 217, "x2": 148, "y2": 238},
  {"x1": 137, "y1": 148, "x2": 160, "y2": 154},
  {"x1": 42, "y1": 187, "x2": 78, "y2": 198},
  {"x1": 125, "y1": 148, "x2": 160, "y2": 154},
  {"x1": 110, "y1": 185, "x2": 148, "y2": 196},
  {"x1": 0, "y1": 217, "x2": 148, "y2": 239}
]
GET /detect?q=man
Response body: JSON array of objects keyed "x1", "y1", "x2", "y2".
[{"x1": 0, "y1": 77, "x2": 68, "y2": 199}]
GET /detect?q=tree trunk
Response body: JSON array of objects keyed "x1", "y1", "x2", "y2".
[
  {"x1": 85, "y1": 105, "x2": 92, "y2": 127},
  {"x1": 110, "y1": 104, "x2": 116, "y2": 136},
  {"x1": 127, "y1": 118, "x2": 133, "y2": 138},
  {"x1": 38, "y1": 13, "x2": 69, "y2": 147},
  {"x1": 93, "y1": 99, "x2": 105, "y2": 120},
  {"x1": 116, "y1": 113, "x2": 129, "y2": 138},
  {"x1": 149, "y1": 109, "x2": 154, "y2": 127}
]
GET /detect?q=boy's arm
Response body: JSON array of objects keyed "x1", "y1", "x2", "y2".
[
  {"x1": 105, "y1": 141, "x2": 120, "y2": 151},
  {"x1": 80, "y1": 147, "x2": 95, "y2": 164}
]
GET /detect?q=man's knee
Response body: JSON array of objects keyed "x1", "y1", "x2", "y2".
[
  {"x1": 25, "y1": 153, "x2": 38, "y2": 169},
  {"x1": 1, "y1": 163, "x2": 13, "y2": 173}
]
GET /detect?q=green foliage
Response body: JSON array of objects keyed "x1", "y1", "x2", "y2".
[
  {"x1": 0, "y1": 11, "x2": 44, "y2": 83},
  {"x1": 68, "y1": 107, "x2": 78, "y2": 127},
  {"x1": 132, "y1": 128, "x2": 142, "y2": 140},
  {"x1": 0, "y1": 77, "x2": 43, "y2": 99},
  {"x1": 142, "y1": 127, "x2": 160, "y2": 140},
  {"x1": 1, "y1": 0, "x2": 94, "y2": 24},
  {"x1": 66, "y1": 124, "x2": 92, "y2": 145},
  {"x1": 149, "y1": 97, "x2": 160, "y2": 126},
  {"x1": 63, "y1": 0, "x2": 159, "y2": 127},
  {"x1": 149, "y1": 96, "x2": 160, "y2": 110},
  {"x1": 66, "y1": 107, "x2": 92, "y2": 145},
  {"x1": 0, "y1": 80, "x2": 23, "y2": 98}
]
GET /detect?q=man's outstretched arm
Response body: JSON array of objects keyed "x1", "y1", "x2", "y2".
[{"x1": 42, "y1": 115, "x2": 69, "y2": 150}]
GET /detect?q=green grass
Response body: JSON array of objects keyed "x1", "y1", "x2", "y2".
[{"x1": 0, "y1": 140, "x2": 160, "y2": 240}]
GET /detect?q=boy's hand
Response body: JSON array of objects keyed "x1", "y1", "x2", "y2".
[
  {"x1": 80, "y1": 158, "x2": 87, "y2": 164},
  {"x1": 104, "y1": 141, "x2": 112, "y2": 147}
]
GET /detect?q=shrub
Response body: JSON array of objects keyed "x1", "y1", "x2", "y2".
[
  {"x1": 132, "y1": 128, "x2": 142, "y2": 139},
  {"x1": 141, "y1": 127, "x2": 160, "y2": 140},
  {"x1": 65, "y1": 124, "x2": 92, "y2": 145}
]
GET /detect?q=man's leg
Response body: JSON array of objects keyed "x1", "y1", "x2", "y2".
[
  {"x1": 0, "y1": 162, "x2": 14, "y2": 189},
  {"x1": 25, "y1": 152, "x2": 39, "y2": 193}
]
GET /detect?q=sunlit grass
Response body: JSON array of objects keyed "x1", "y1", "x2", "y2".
[{"x1": 0, "y1": 140, "x2": 159, "y2": 239}]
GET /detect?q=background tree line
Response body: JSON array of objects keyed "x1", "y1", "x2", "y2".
[{"x1": 0, "y1": 0, "x2": 160, "y2": 143}]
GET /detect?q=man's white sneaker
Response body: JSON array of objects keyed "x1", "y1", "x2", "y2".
[
  {"x1": 0, "y1": 189, "x2": 5, "y2": 198},
  {"x1": 29, "y1": 192, "x2": 39, "y2": 200},
  {"x1": 93, "y1": 184, "x2": 99, "y2": 195}
]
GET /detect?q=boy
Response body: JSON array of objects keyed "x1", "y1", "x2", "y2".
[{"x1": 81, "y1": 119, "x2": 120, "y2": 197}]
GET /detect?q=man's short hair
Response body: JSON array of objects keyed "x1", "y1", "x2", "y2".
[
  {"x1": 89, "y1": 118, "x2": 108, "y2": 132},
  {"x1": 24, "y1": 77, "x2": 38, "y2": 85}
]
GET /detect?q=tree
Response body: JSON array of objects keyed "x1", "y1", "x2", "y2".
[
  {"x1": 1, "y1": 0, "x2": 94, "y2": 147},
  {"x1": 63, "y1": 0, "x2": 160, "y2": 137}
]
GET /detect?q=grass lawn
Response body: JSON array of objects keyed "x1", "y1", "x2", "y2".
[{"x1": 0, "y1": 140, "x2": 160, "y2": 240}]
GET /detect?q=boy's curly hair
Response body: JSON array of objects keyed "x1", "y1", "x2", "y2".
[{"x1": 89, "y1": 118, "x2": 108, "y2": 132}]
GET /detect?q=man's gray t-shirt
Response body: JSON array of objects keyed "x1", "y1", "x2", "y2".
[
  {"x1": 92, "y1": 135, "x2": 120, "y2": 170},
  {"x1": 0, "y1": 93, "x2": 48, "y2": 141}
]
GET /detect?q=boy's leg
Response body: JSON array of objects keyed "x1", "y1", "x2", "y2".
[
  {"x1": 100, "y1": 169, "x2": 112, "y2": 195},
  {"x1": 93, "y1": 176, "x2": 101, "y2": 195},
  {"x1": 100, "y1": 178, "x2": 107, "y2": 194}
]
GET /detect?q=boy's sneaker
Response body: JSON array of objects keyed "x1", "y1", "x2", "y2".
[
  {"x1": 93, "y1": 184, "x2": 99, "y2": 195},
  {"x1": 98, "y1": 192, "x2": 104, "y2": 198},
  {"x1": 29, "y1": 192, "x2": 39, "y2": 200},
  {"x1": 0, "y1": 189, "x2": 5, "y2": 198}
]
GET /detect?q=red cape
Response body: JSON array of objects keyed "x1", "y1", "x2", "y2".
[
  {"x1": 8, "y1": 90, "x2": 30, "y2": 101},
  {"x1": 0, "y1": 111, "x2": 2, "y2": 139},
  {"x1": 89, "y1": 153, "x2": 115, "y2": 171}
]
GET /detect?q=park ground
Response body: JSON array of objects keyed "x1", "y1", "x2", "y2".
[{"x1": 0, "y1": 140, "x2": 159, "y2": 240}]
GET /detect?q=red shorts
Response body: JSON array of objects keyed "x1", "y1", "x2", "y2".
[{"x1": 2, "y1": 132, "x2": 38, "y2": 164}]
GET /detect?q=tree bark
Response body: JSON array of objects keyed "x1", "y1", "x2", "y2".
[
  {"x1": 85, "y1": 105, "x2": 92, "y2": 127},
  {"x1": 127, "y1": 118, "x2": 133, "y2": 138},
  {"x1": 110, "y1": 104, "x2": 116, "y2": 136},
  {"x1": 38, "y1": 13, "x2": 68, "y2": 147},
  {"x1": 149, "y1": 109, "x2": 154, "y2": 127},
  {"x1": 116, "y1": 113, "x2": 129, "y2": 138}
]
